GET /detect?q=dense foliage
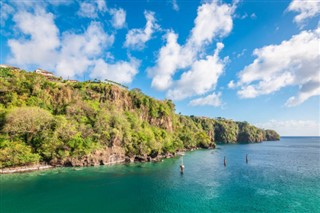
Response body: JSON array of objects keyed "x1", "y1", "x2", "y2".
[{"x1": 0, "y1": 67, "x2": 280, "y2": 168}]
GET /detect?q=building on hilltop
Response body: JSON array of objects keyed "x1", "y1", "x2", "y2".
[{"x1": 34, "y1": 68, "x2": 54, "y2": 77}]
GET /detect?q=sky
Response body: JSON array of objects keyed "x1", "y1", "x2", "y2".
[{"x1": 0, "y1": 0, "x2": 319, "y2": 136}]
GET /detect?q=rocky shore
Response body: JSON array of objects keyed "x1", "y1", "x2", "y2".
[
  {"x1": 1, "y1": 147, "x2": 207, "y2": 174},
  {"x1": 1, "y1": 164, "x2": 53, "y2": 174}
]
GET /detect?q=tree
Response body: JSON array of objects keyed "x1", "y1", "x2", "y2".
[
  {"x1": 265, "y1": 129, "x2": 280, "y2": 141},
  {"x1": 214, "y1": 120, "x2": 239, "y2": 143},
  {"x1": 195, "y1": 131, "x2": 211, "y2": 148},
  {"x1": 0, "y1": 141, "x2": 40, "y2": 168},
  {"x1": 3, "y1": 107, "x2": 54, "y2": 146}
]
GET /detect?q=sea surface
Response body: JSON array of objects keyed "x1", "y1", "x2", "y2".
[{"x1": 1, "y1": 137, "x2": 319, "y2": 212}]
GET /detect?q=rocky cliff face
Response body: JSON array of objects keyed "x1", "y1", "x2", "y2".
[{"x1": 52, "y1": 146, "x2": 126, "y2": 167}]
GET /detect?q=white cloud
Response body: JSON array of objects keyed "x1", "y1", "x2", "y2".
[
  {"x1": 238, "y1": 72, "x2": 295, "y2": 98},
  {"x1": 96, "y1": 0, "x2": 107, "y2": 11},
  {"x1": 110, "y1": 8, "x2": 126, "y2": 29},
  {"x1": 78, "y1": 2, "x2": 98, "y2": 18},
  {"x1": 148, "y1": 1, "x2": 235, "y2": 103},
  {"x1": 236, "y1": 13, "x2": 248, "y2": 20},
  {"x1": 228, "y1": 80, "x2": 236, "y2": 89},
  {"x1": 148, "y1": 32, "x2": 193, "y2": 91},
  {"x1": 189, "y1": 92, "x2": 222, "y2": 107},
  {"x1": 232, "y1": 27, "x2": 320, "y2": 106},
  {"x1": 77, "y1": 1, "x2": 107, "y2": 18},
  {"x1": 10, "y1": 1, "x2": 46, "y2": 10},
  {"x1": 288, "y1": 0, "x2": 320, "y2": 25},
  {"x1": 6, "y1": 7, "x2": 139, "y2": 83},
  {"x1": 56, "y1": 22, "x2": 114, "y2": 78},
  {"x1": 167, "y1": 43, "x2": 225, "y2": 100},
  {"x1": 255, "y1": 119, "x2": 320, "y2": 136},
  {"x1": 124, "y1": 11, "x2": 159, "y2": 50},
  {"x1": 285, "y1": 80, "x2": 320, "y2": 107},
  {"x1": 172, "y1": 0, "x2": 179, "y2": 11},
  {"x1": 47, "y1": 0, "x2": 73, "y2": 6},
  {"x1": 8, "y1": 8, "x2": 60, "y2": 69},
  {"x1": 188, "y1": 0, "x2": 234, "y2": 47},
  {"x1": 4, "y1": 0, "x2": 72, "y2": 13},
  {"x1": 236, "y1": 48, "x2": 247, "y2": 58},
  {"x1": 77, "y1": 1, "x2": 127, "y2": 31},
  {"x1": 90, "y1": 58, "x2": 139, "y2": 84},
  {"x1": 0, "y1": 2, "x2": 14, "y2": 26}
]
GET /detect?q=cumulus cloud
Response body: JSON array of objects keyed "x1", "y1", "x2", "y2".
[
  {"x1": 0, "y1": 2, "x2": 14, "y2": 26},
  {"x1": 77, "y1": 1, "x2": 128, "y2": 31},
  {"x1": 8, "y1": 8, "x2": 60, "y2": 69},
  {"x1": 7, "y1": 6, "x2": 139, "y2": 83},
  {"x1": 96, "y1": 0, "x2": 107, "y2": 11},
  {"x1": 255, "y1": 119, "x2": 320, "y2": 136},
  {"x1": 148, "y1": 1, "x2": 235, "y2": 104},
  {"x1": 167, "y1": 43, "x2": 225, "y2": 100},
  {"x1": 77, "y1": 0, "x2": 107, "y2": 18},
  {"x1": 124, "y1": 11, "x2": 159, "y2": 50},
  {"x1": 232, "y1": 27, "x2": 320, "y2": 106},
  {"x1": 109, "y1": 8, "x2": 126, "y2": 29},
  {"x1": 285, "y1": 80, "x2": 320, "y2": 107},
  {"x1": 189, "y1": 92, "x2": 222, "y2": 107},
  {"x1": 148, "y1": 32, "x2": 193, "y2": 90},
  {"x1": 56, "y1": 22, "x2": 114, "y2": 78},
  {"x1": 78, "y1": 2, "x2": 98, "y2": 18},
  {"x1": 90, "y1": 58, "x2": 140, "y2": 84},
  {"x1": 188, "y1": 0, "x2": 234, "y2": 47},
  {"x1": 288, "y1": 0, "x2": 320, "y2": 25}
]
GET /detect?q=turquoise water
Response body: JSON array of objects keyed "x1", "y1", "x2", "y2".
[{"x1": 1, "y1": 137, "x2": 319, "y2": 212}]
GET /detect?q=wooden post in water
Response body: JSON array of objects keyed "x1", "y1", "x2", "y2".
[
  {"x1": 224, "y1": 156, "x2": 227, "y2": 167},
  {"x1": 180, "y1": 164, "x2": 184, "y2": 174},
  {"x1": 246, "y1": 154, "x2": 248, "y2": 164},
  {"x1": 180, "y1": 156, "x2": 184, "y2": 174}
]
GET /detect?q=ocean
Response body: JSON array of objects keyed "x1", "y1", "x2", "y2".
[{"x1": 1, "y1": 137, "x2": 319, "y2": 212}]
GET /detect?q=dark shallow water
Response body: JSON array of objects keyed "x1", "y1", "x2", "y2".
[{"x1": 1, "y1": 137, "x2": 320, "y2": 212}]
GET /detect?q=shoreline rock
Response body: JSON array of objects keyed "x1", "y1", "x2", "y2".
[
  {"x1": 0, "y1": 144, "x2": 228, "y2": 174},
  {"x1": 0, "y1": 148, "x2": 195, "y2": 174},
  {"x1": 0, "y1": 164, "x2": 53, "y2": 174}
]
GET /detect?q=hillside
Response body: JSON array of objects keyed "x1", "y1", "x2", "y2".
[{"x1": 0, "y1": 67, "x2": 279, "y2": 168}]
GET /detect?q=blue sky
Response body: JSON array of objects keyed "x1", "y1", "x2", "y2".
[{"x1": 1, "y1": 0, "x2": 319, "y2": 136}]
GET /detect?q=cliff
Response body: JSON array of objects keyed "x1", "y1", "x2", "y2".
[{"x1": 0, "y1": 67, "x2": 280, "y2": 168}]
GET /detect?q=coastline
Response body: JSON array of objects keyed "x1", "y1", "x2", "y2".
[
  {"x1": 0, "y1": 147, "x2": 203, "y2": 175},
  {"x1": 1, "y1": 140, "x2": 282, "y2": 175},
  {"x1": 1, "y1": 164, "x2": 53, "y2": 174}
]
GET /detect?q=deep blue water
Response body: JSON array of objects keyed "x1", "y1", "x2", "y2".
[{"x1": 1, "y1": 137, "x2": 319, "y2": 212}]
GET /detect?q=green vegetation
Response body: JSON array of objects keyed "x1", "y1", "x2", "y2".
[
  {"x1": 0, "y1": 67, "x2": 280, "y2": 168},
  {"x1": 265, "y1": 129, "x2": 280, "y2": 141},
  {"x1": 237, "y1": 122, "x2": 266, "y2": 143}
]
